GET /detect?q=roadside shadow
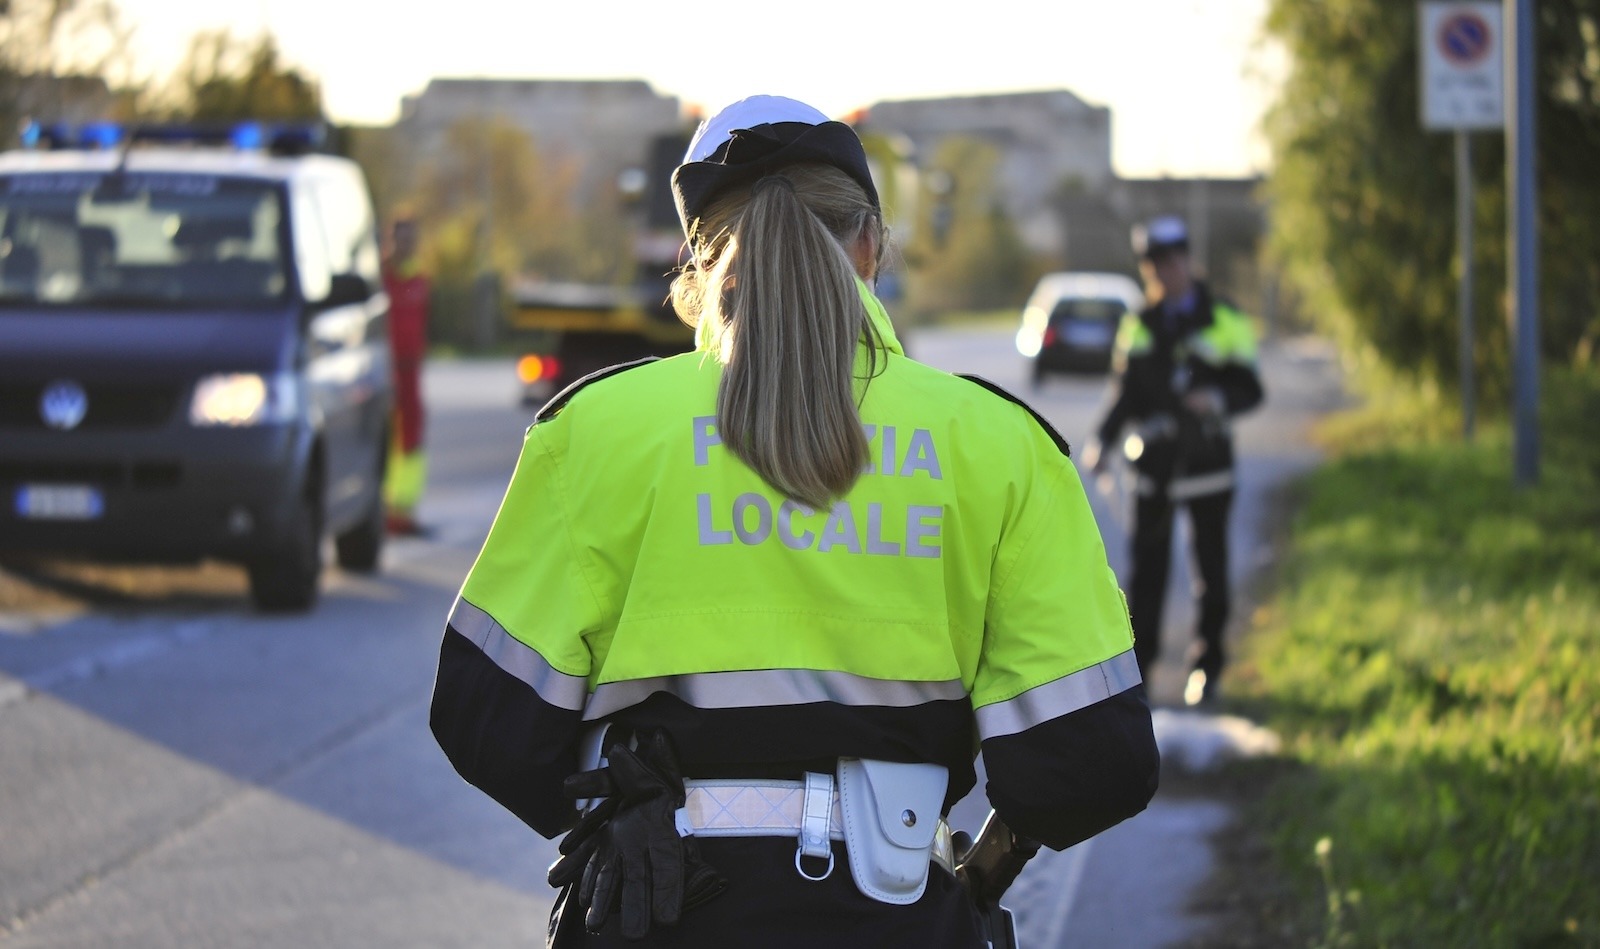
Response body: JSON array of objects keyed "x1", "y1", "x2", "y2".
[
  {"x1": 0, "y1": 557, "x2": 249, "y2": 616},
  {"x1": 0, "y1": 548, "x2": 551, "y2": 902}
]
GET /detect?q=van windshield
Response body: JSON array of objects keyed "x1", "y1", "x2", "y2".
[{"x1": 0, "y1": 173, "x2": 288, "y2": 309}]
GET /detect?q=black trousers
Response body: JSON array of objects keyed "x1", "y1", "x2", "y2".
[
  {"x1": 1129, "y1": 489, "x2": 1233, "y2": 684},
  {"x1": 551, "y1": 837, "x2": 984, "y2": 948}
]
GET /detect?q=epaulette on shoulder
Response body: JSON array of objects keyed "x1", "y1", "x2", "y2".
[
  {"x1": 533, "y1": 357, "x2": 660, "y2": 424},
  {"x1": 956, "y1": 374, "x2": 1072, "y2": 457}
]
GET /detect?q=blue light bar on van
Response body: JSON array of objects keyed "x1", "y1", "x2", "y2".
[
  {"x1": 21, "y1": 121, "x2": 127, "y2": 150},
  {"x1": 231, "y1": 122, "x2": 266, "y2": 150},
  {"x1": 82, "y1": 122, "x2": 124, "y2": 149},
  {"x1": 19, "y1": 120, "x2": 328, "y2": 155}
]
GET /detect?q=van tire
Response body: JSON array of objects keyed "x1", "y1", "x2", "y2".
[
  {"x1": 335, "y1": 488, "x2": 384, "y2": 573},
  {"x1": 249, "y1": 488, "x2": 322, "y2": 613}
]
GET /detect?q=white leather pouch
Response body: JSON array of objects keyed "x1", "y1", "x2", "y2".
[{"x1": 836, "y1": 758, "x2": 949, "y2": 904}]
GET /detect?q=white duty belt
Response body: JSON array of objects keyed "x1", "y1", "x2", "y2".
[
  {"x1": 576, "y1": 729, "x2": 953, "y2": 904},
  {"x1": 678, "y1": 762, "x2": 955, "y2": 904}
]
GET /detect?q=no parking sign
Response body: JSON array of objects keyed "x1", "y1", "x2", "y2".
[{"x1": 1420, "y1": 1, "x2": 1505, "y2": 129}]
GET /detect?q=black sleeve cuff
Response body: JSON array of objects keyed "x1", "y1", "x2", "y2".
[
  {"x1": 1219, "y1": 363, "x2": 1264, "y2": 415},
  {"x1": 430, "y1": 625, "x2": 584, "y2": 838},
  {"x1": 980, "y1": 685, "x2": 1160, "y2": 850}
]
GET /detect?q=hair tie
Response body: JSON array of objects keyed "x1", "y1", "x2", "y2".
[{"x1": 752, "y1": 175, "x2": 796, "y2": 196}]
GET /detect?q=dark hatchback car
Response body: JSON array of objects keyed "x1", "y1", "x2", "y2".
[
  {"x1": 0, "y1": 124, "x2": 393, "y2": 611},
  {"x1": 1015, "y1": 271, "x2": 1145, "y2": 383}
]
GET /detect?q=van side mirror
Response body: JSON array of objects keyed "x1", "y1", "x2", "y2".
[{"x1": 324, "y1": 273, "x2": 371, "y2": 308}]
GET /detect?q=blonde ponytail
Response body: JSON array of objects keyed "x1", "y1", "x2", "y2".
[{"x1": 670, "y1": 163, "x2": 883, "y2": 509}]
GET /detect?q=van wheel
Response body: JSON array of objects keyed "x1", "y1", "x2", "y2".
[
  {"x1": 335, "y1": 488, "x2": 384, "y2": 573},
  {"x1": 249, "y1": 488, "x2": 322, "y2": 613}
]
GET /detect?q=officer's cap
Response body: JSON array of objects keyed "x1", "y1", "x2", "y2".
[
  {"x1": 672, "y1": 95, "x2": 880, "y2": 238},
  {"x1": 1132, "y1": 215, "x2": 1190, "y2": 260}
]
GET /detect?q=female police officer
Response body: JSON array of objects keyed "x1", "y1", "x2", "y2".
[{"x1": 430, "y1": 96, "x2": 1158, "y2": 947}]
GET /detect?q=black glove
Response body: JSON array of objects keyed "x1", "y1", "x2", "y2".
[{"x1": 547, "y1": 729, "x2": 726, "y2": 939}]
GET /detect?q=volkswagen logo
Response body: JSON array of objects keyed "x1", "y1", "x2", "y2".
[{"x1": 39, "y1": 380, "x2": 89, "y2": 431}]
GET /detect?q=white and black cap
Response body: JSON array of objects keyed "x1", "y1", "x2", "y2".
[
  {"x1": 671, "y1": 94, "x2": 880, "y2": 237},
  {"x1": 1131, "y1": 215, "x2": 1190, "y2": 259}
]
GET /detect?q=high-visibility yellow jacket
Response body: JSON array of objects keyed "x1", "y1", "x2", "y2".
[
  {"x1": 1096, "y1": 281, "x2": 1264, "y2": 499},
  {"x1": 431, "y1": 281, "x2": 1158, "y2": 849}
]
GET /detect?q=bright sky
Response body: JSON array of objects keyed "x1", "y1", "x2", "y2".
[{"x1": 110, "y1": 0, "x2": 1285, "y2": 179}]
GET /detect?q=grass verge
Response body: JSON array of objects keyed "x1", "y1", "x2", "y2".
[{"x1": 1221, "y1": 367, "x2": 1600, "y2": 947}]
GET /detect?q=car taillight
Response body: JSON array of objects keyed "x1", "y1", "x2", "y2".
[
  {"x1": 516, "y1": 354, "x2": 561, "y2": 384},
  {"x1": 1042, "y1": 327, "x2": 1057, "y2": 347}
]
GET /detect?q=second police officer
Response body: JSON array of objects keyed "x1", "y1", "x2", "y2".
[
  {"x1": 430, "y1": 95, "x2": 1160, "y2": 946},
  {"x1": 1086, "y1": 216, "x2": 1265, "y2": 707}
]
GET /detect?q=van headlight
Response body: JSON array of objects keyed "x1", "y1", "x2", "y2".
[{"x1": 189, "y1": 373, "x2": 298, "y2": 426}]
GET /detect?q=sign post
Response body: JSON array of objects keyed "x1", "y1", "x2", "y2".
[
  {"x1": 1506, "y1": 0, "x2": 1540, "y2": 487},
  {"x1": 1419, "y1": 1, "x2": 1503, "y2": 442},
  {"x1": 1454, "y1": 131, "x2": 1475, "y2": 439}
]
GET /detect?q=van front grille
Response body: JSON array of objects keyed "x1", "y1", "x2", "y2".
[
  {"x1": 0, "y1": 460, "x2": 183, "y2": 489},
  {"x1": 0, "y1": 383, "x2": 182, "y2": 431}
]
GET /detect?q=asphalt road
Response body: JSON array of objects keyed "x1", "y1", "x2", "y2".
[{"x1": 0, "y1": 325, "x2": 1342, "y2": 948}]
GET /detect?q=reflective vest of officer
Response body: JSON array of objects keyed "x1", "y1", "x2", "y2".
[
  {"x1": 437, "y1": 280, "x2": 1138, "y2": 835},
  {"x1": 1104, "y1": 286, "x2": 1262, "y2": 500}
]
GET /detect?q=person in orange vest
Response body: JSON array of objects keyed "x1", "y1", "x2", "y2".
[{"x1": 382, "y1": 214, "x2": 430, "y2": 535}]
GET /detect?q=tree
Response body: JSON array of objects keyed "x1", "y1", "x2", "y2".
[
  {"x1": 902, "y1": 136, "x2": 1039, "y2": 316},
  {"x1": 0, "y1": 0, "x2": 136, "y2": 145},
  {"x1": 382, "y1": 117, "x2": 622, "y2": 347},
  {"x1": 168, "y1": 30, "x2": 323, "y2": 122},
  {"x1": 413, "y1": 118, "x2": 612, "y2": 280},
  {"x1": 1262, "y1": 1, "x2": 1600, "y2": 391}
]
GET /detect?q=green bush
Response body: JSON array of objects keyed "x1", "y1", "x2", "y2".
[
  {"x1": 1236, "y1": 369, "x2": 1600, "y2": 947},
  {"x1": 1262, "y1": 0, "x2": 1600, "y2": 394}
]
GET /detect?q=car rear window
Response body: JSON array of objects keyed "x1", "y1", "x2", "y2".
[
  {"x1": 0, "y1": 172, "x2": 288, "y2": 309},
  {"x1": 1049, "y1": 297, "x2": 1126, "y2": 324}
]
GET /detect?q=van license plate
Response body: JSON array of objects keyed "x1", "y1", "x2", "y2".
[{"x1": 15, "y1": 485, "x2": 104, "y2": 520}]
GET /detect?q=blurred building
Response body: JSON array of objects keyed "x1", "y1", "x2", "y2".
[
  {"x1": 1049, "y1": 175, "x2": 1269, "y2": 315},
  {"x1": 393, "y1": 78, "x2": 687, "y2": 204},
  {"x1": 381, "y1": 79, "x2": 1276, "y2": 325},
  {"x1": 862, "y1": 89, "x2": 1272, "y2": 322},
  {"x1": 862, "y1": 90, "x2": 1114, "y2": 257},
  {"x1": 1118, "y1": 176, "x2": 1268, "y2": 310}
]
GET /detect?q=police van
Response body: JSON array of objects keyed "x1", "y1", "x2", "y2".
[{"x1": 0, "y1": 122, "x2": 393, "y2": 612}]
